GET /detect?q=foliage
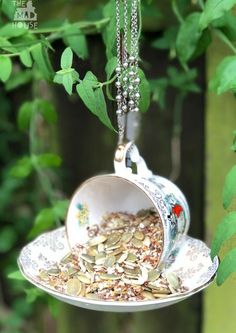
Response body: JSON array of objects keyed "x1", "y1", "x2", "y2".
[{"x1": 0, "y1": 0, "x2": 236, "y2": 329}]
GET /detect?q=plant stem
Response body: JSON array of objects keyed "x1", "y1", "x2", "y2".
[
  {"x1": 172, "y1": 0, "x2": 184, "y2": 24},
  {"x1": 214, "y1": 29, "x2": 236, "y2": 54},
  {"x1": 31, "y1": 18, "x2": 110, "y2": 35},
  {"x1": 99, "y1": 75, "x2": 117, "y2": 88}
]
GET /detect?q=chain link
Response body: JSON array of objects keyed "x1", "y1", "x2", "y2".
[{"x1": 115, "y1": 0, "x2": 141, "y2": 144}]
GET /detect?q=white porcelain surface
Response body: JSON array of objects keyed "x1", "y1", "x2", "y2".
[{"x1": 18, "y1": 227, "x2": 219, "y2": 312}]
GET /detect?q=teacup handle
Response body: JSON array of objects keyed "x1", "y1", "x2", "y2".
[{"x1": 114, "y1": 142, "x2": 153, "y2": 178}]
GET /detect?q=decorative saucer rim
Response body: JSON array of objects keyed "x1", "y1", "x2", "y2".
[{"x1": 17, "y1": 227, "x2": 219, "y2": 308}]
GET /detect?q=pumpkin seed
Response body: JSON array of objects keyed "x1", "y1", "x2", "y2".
[
  {"x1": 99, "y1": 273, "x2": 121, "y2": 280},
  {"x1": 61, "y1": 252, "x2": 73, "y2": 264},
  {"x1": 81, "y1": 254, "x2": 95, "y2": 264},
  {"x1": 142, "y1": 291, "x2": 155, "y2": 300},
  {"x1": 134, "y1": 230, "x2": 144, "y2": 240},
  {"x1": 104, "y1": 255, "x2": 116, "y2": 268},
  {"x1": 84, "y1": 261, "x2": 94, "y2": 273},
  {"x1": 66, "y1": 278, "x2": 82, "y2": 296},
  {"x1": 77, "y1": 274, "x2": 91, "y2": 284},
  {"x1": 47, "y1": 268, "x2": 60, "y2": 276},
  {"x1": 106, "y1": 233, "x2": 121, "y2": 246},
  {"x1": 165, "y1": 272, "x2": 180, "y2": 290},
  {"x1": 88, "y1": 235, "x2": 107, "y2": 247},
  {"x1": 127, "y1": 253, "x2": 138, "y2": 262},
  {"x1": 68, "y1": 267, "x2": 78, "y2": 276},
  {"x1": 117, "y1": 252, "x2": 128, "y2": 263},
  {"x1": 86, "y1": 293, "x2": 101, "y2": 300},
  {"x1": 95, "y1": 253, "x2": 106, "y2": 265},
  {"x1": 121, "y1": 232, "x2": 133, "y2": 243},
  {"x1": 131, "y1": 238, "x2": 143, "y2": 248},
  {"x1": 148, "y1": 270, "x2": 160, "y2": 282}
]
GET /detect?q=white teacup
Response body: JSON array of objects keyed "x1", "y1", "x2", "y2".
[{"x1": 66, "y1": 142, "x2": 190, "y2": 268}]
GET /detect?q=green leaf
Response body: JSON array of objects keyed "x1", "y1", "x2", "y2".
[
  {"x1": 53, "y1": 73, "x2": 63, "y2": 84},
  {"x1": 63, "y1": 25, "x2": 88, "y2": 60},
  {"x1": 29, "y1": 208, "x2": 55, "y2": 238},
  {"x1": 32, "y1": 153, "x2": 62, "y2": 168},
  {"x1": 6, "y1": 70, "x2": 32, "y2": 91},
  {"x1": 152, "y1": 26, "x2": 178, "y2": 50},
  {"x1": 52, "y1": 199, "x2": 69, "y2": 219},
  {"x1": 0, "y1": 23, "x2": 27, "y2": 38},
  {"x1": 210, "y1": 56, "x2": 236, "y2": 94},
  {"x1": 37, "y1": 99, "x2": 57, "y2": 124},
  {"x1": 9, "y1": 157, "x2": 33, "y2": 178},
  {"x1": 0, "y1": 226, "x2": 16, "y2": 253},
  {"x1": 216, "y1": 248, "x2": 236, "y2": 285},
  {"x1": 0, "y1": 37, "x2": 15, "y2": 53},
  {"x1": 76, "y1": 71, "x2": 115, "y2": 131},
  {"x1": 31, "y1": 43, "x2": 53, "y2": 81},
  {"x1": 61, "y1": 47, "x2": 73, "y2": 69},
  {"x1": 62, "y1": 72, "x2": 73, "y2": 95},
  {"x1": 231, "y1": 130, "x2": 236, "y2": 151},
  {"x1": 0, "y1": 56, "x2": 12, "y2": 82},
  {"x1": 199, "y1": 0, "x2": 236, "y2": 30},
  {"x1": 105, "y1": 56, "x2": 117, "y2": 80},
  {"x1": 222, "y1": 165, "x2": 236, "y2": 209},
  {"x1": 8, "y1": 270, "x2": 25, "y2": 281},
  {"x1": 25, "y1": 288, "x2": 44, "y2": 303},
  {"x1": 1, "y1": 0, "x2": 17, "y2": 20},
  {"x1": 19, "y1": 50, "x2": 33, "y2": 68},
  {"x1": 176, "y1": 13, "x2": 202, "y2": 64},
  {"x1": 167, "y1": 67, "x2": 200, "y2": 93},
  {"x1": 102, "y1": 0, "x2": 117, "y2": 59},
  {"x1": 192, "y1": 29, "x2": 212, "y2": 59},
  {"x1": 211, "y1": 212, "x2": 236, "y2": 258},
  {"x1": 17, "y1": 101, "x2": 33, "y2": 131},
  {"x1": 213, "y1": 12, "x2": 236, "y2": 41},
  {"x1": 149, "y1": 78, "x2": 168, "y2": 109},
  {"x1": 18, "y1": 100, "x2": 57, "y2": 131},
  {"x1": 139, "y1": 69, "x2": 151, "y2": 113},
  {"x1": 29, "y1": 200, "x2": 68, "y2": 238}
]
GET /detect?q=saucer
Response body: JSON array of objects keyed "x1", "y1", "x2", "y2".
[{"x1": 18, "y1": 227, "x2": 218, "y2": 312}]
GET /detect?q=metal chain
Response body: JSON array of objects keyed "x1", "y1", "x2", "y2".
[{"x1": 115, "y1": 0, "x2": 141, "y2": 144}]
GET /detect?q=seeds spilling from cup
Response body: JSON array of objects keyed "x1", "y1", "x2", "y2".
[{"x1": 37, "y1": 209, "x2": 187, "y2": 301}]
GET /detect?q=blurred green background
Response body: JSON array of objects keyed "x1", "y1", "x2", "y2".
[{"x1": 0, "y1": 0, "x2": 236, "y2": 332}]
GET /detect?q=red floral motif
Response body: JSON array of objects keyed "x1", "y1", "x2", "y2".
[{"x1": 172, "y1": 204, "x2": 183, "y2": 218}]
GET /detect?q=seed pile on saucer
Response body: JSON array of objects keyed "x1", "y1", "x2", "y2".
[{"x1": 38, "y1": 209, "x2": 187, "y2": 301}]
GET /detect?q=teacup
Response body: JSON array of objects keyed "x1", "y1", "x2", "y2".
[{"x1": 66, "y1": 142, "x2": 190, "y2": 268}]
